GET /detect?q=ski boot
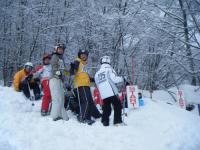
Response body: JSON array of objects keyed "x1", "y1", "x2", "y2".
[
  {"x1": 41, "y1": 110, "x2": 49, "y2": 116},
  {"x1": 77, "y1": 115, "x2": 84, "y2": 123},
  {"x1": 101, "y1": 120, "x2": 109, "y2": 126},
  {"x1": 84, "y1": 119, "x2": 95, "y2": 125},
  {"x1": 53, "y1": 117, "x2": 63, "y2": 121}
]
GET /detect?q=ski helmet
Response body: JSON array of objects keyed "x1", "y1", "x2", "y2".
[
  {"x1": 78, "y1": 50, "x2": 89, "y2": 58},
  {"x1": 100, "y1": 56, "x2": 111, "y2": 65},
  {"x1": 54, "y1": 43, "x2": 66, "y2": 52},
  {"x1": 24, "y1": 62, "x2": 33, "y2": 71}
]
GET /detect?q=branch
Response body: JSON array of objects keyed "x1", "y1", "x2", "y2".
[
  {"x1": 184, "y1": 0, "x2": 200, "y2": 35},
  {"x1": 153, "y1": 25, "x2": 200, "y2": 49},
  {"x1": 148, "y1": 2, "x2": 184, "y2": 24}
]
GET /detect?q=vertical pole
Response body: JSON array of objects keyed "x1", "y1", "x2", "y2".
[
  {"x1": 27, "y1": 81, "x2": 35, "y2": 107},
  {"x1": 198, "y1": 104, "x2": 200, "y2": 116},
  {"x1": 132, "y1": 54, "x2": 134, "y2": 85},
  {"x1": 76, "y1": 87, "x2": 83, "y2": 122}
]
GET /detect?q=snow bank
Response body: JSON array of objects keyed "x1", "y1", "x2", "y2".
[{"x1": 0, "y1": 86, "x2": 200, "y2": 150}]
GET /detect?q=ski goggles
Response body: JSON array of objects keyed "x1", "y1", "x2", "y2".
[{"x1": 25, "y1": 65, "x2": 33, "y2": 71}]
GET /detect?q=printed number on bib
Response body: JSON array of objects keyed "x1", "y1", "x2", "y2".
[
  {"x1": 98, "y1": 72, "x2": 106, "y2": 83},
  {"x1": 82, "y1": 66, "x2": 89, "y2": 73},
  {"x1": 59, "y1": 59, "x2": 65, "y2": 70}
]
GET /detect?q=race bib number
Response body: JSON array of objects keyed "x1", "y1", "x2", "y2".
[
  {"x1": 82, "y1": 66, "x2": 89, "y2": 73},
  {"x1": 98, "y1": 72, "x2": 106, "y2": 83},
  {"x1": 59, "y1": 59, "x2": 65, "y2": 70}
]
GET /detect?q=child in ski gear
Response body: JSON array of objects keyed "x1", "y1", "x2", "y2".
[
  {"x1": 138, "y1": 92, "x2": 142, "y2": 99},
  {"x1": 95, "y1": 56, "x2": 123, "y2": 126},
  {"x1": 70, "y1": 50, "x2": 101, "y2": 125},
  {"x1": 138, "y1": 92, "x2": 144, "y2": 106},
  {"x1": 49, "y1": 43, "x2": 69, "y2": 121},
  {"x1": 13, "y1": 62, "x2": 41, "y2": 100},
  {"x1": 34, "y1": 54, "x2": 52, "y2": 116}
]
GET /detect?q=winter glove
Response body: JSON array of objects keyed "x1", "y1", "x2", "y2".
[
  {"x1": 90, "y1": 77, "x2": 95, "y2": 83},
  {"x1": 56, "y1": 71, "x2": 61, "y2": 76},
  {"x1": 66, "y1": 85, "x2": 72, "y2": 91},
  {"x1": 55, "y1": 71, "x2": 62, "y2": 79}
]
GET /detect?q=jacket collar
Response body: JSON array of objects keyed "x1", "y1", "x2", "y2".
[
  {"x1": 23, "y1": 69, "x2": 30, "y2": 75},
  {"x1": 76, "y1": 57, "x2": 87, "y2": 65},
  {"x1": 101, "y1": 63, "x2": 111, "y2": 69},
  {"x1": 52, "y1": 52, "x2": 63, "y2": 59}
]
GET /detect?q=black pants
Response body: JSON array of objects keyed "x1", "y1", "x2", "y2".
[
  {"x1": 74, "y1": 86, "x2": 101, "y2": 120},
  {"x1": 102, "y1": 95, "x2": 122, "y2": 125},
  {"x1": 19, "y1": 80, "x2": 40, "y2": 99},
  {"x1": 124, "y1": 96, "x2": 128, "y2": 108}
]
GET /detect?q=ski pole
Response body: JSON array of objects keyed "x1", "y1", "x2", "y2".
[
  {"x1": 66, "y1": 94, "x2": 73, "y2": 111},
  {"x1": 76, "y1": 87, "x2": 83, "y2": 122},
  {"x1": 122, "y1": 77, "x2": 128, "y2": 124},
  {"x1": 48, "y1": 102, "x2": 52, "y2": 115},
  {"x1": 198, "y1": 104, "x2": 200, "y2": 116},
  {"x1": 47, "y1": 80, "x2": 52, "y2": 115},
  {"x1": 83, "y1": 87, "x2": 89, "y2": 120},
  {"x1": 122, "y1": 88, "x2": 126, "y2": 124},
  {"x1": 27, "y1": 81, "x2": 35, "y2": 106}
]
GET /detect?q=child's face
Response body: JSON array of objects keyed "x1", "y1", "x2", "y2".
[
  {"x1": 44, "y1": 58, "x2": 51, "y2": 65},
  {"x1": 57, "y1": 48, "x2": 64, "y2": 55},
  {"x1": 25, "y1": 66, "x2": 33, "y2": 73},
  {"x1": 80, "y1": 54, "x2": 88, "y2": 61}
]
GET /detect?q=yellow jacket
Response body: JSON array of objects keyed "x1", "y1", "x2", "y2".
[
  {"x1": 74, "y1": 58, "x2": 90, "y2": 88},
  {"x1": 13, "y1": 69, "x2": 29, "y2": 91}
]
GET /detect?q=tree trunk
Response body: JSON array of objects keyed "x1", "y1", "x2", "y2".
[{"x1": 178, "y1": 0, "x2": 197, "y2": 85}]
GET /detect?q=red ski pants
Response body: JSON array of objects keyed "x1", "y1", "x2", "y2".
[{"x1": 41, "y1": 79, "x2": 52, "y2": 112}]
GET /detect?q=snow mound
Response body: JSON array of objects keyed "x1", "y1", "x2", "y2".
[{"x1": 0, "y1": 86, "x2": 200, "y2": 150}]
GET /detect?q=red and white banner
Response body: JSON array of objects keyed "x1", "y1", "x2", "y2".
[
  {"x1": 126, "y1": 85, "x2": 139, "y2": 108},
  {"x1": 177, "y1": 90, "x2": 186, "y2": 109}
]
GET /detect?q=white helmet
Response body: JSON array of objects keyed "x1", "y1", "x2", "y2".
[
  {"x1": 100, "y1": 56, "x2": 111, "y2": 64},
  {"x1": 24, "y1": 62, "x2": 33, "y2": 69}
]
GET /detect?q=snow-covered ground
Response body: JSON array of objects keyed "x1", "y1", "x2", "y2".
[
  {"x1": 142, "y1": 85, "x2": 200, "y2": 115},
  {"x1": 0, "y1": 86, "x2": 200, "y2": 150}
]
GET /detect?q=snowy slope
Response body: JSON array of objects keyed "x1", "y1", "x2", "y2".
[{"x1": 0, "y1": 86, "x2": 200, "y2": 150}]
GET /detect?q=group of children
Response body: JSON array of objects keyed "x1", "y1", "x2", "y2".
[{"x1": 13, "y1": 43, "x2": 125, "y2": 126}]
